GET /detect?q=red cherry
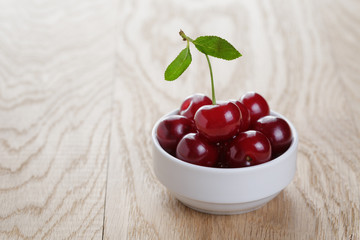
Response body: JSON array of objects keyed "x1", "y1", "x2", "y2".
[
  {"x1": 194, "y1": 102, "x2": 242, "y2": 143},
  {"x1": 253, "y1": 116, "x2": 292, "y2": 157},
  {"x1": 179, "y1": 93, "x2": 212, "y2": 120},
  {"x1": 176, "y1": 133, "x2": 218, "y2": 167},
  {"x1": 156, "y1": 115, "x2": 196, "y2": 155},
  {"x1": 232, "y1": 100, "x2": 251, "y2": 131},
  {"x1": 240, "y1": 92, "x2": 270, "y2": 127},
  {"x1": 226, "y1": 130, "x2": 272, "y2": 168}
]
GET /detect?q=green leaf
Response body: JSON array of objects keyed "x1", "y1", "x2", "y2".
[
  {"x1": 164, "y1": 47, "x2": 192, "y2": 81},
  {"x1": 193, "y1": 36, "x2": 241, "y2": 60}
]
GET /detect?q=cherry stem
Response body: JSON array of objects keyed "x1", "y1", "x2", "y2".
[
  {"x1": 179, "y1": 30, "x2": 216, "y2": 105},
  {"x1": 179, "y1": 29, "x2": 193, "y2": 42},
  {"x1": 205, "y1": 54, "x2": 216, "y2": 105}
]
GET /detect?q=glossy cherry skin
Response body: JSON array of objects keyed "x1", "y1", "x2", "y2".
[
  {"x1": 231, "y1": 100, "x2": 251, "y2": 132},
  {"x1": 179, "y1": 93, "x2": 212, "y2": 120},
  {"x1": 156, "y1": 115, "x2": 196, "y2": 155},
  {"x1": 226, "y1": 130, "x2": 272, "y2": 168},
  {"x1": 176, "y1": 133, "x2": 218, "y2": 167},
  {"x1": 253, "y1": 116, "x2": 292, "y2": 157},
  {"x1": 194, "y1": 101, "x2": 242, "y2": 143},
  {"x1": 240, "y1": 92, "x2": 270, "y2": 127}
]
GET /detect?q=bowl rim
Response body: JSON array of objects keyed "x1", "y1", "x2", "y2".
[{"x1": 152, "y1": 109, "x2": 298, "y2": 173}]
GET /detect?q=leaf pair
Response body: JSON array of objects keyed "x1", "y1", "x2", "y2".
[{"x1": 164, "y1": 34, "x2": 241, "y2": 81}]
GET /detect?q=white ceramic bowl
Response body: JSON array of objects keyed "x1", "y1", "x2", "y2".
[{"x1": 152, "y1": 109, "x2": 298, "y2": 215}]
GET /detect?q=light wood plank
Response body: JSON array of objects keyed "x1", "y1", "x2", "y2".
[
  {"x1": 0, "y1": 0, "x2": 117, "y2": 239},
  {"x1": 104, "y1": 0, "x2": 360, "y2": 239},
  {"x1": 0, "y1": 0, "x2": 359, "y2": 239}
]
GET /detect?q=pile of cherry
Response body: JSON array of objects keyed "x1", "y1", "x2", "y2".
[{"x1": 156, "y1": 92, "x2": 293, "y2": 168}]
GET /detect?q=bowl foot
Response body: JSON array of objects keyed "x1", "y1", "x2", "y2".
[{"x1": 174, "y1": 192, "x2": 280, "y2": 215}]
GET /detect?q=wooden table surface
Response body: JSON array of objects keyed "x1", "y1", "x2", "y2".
[{"x1": 0, "y1": 0, "x2": 359, "y2": 239}]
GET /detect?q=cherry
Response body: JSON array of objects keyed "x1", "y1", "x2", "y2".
[
  {"x1": 194, "y1": 101, "x2": 242, "y2": 143},
  {"x1": 240, "y1": 92, "x2": 270, "y2": 127},
  {"x1": 226, "y1": 130, "x2": 272, "y2": 168},
  {"x1": 231, "y1": 100, "x2": 251, "y2": 132},
  {"x1": 156, "y1": 115, "x2": 196, "y2": 155},
  {"x1": 176, "y1": 133, "x2": 218, "y2": 167},
  {"x1": 179, "y1": 93, "x2": 212, "y2": 120},
  {"x1": 253, "y1": 116, "x2": 292, "y2": 157}
]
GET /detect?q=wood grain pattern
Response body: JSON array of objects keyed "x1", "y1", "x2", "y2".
[
  {"x1": 0, "y1": 0, "x2": 117, "y2": 239},
  {"x1": 0, "y1": 0, "x2": 359, "y2": 239}
]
